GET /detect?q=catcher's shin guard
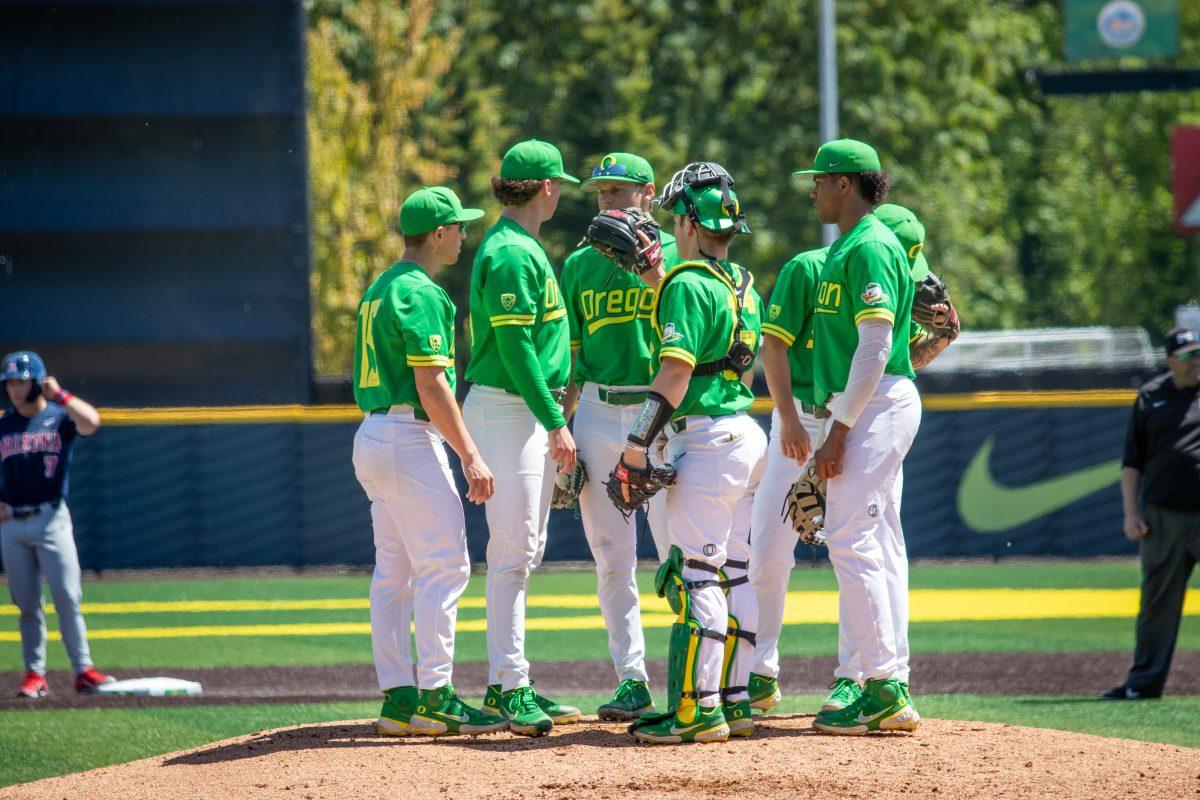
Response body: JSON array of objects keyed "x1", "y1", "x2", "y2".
[
  {"x1": 718, "y1": 558, "x2": 758, "y2": 705},
  {"x1": 633, "y1": 547, "x2": 726, "y2": 731}
]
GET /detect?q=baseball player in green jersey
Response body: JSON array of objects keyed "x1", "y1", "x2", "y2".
[
  {"x1": 560, "y1": 152, "x2": 679, "y2": 721},
  {"x1": 745, "y1": 244, "x2": 827, "y2": 712},
  {"x1": 796, "y1": 139, "x2": 921, "y2": 735},
  {"x1": 352, "y1": 186, "x2": 507, "y2": 738},
  {"x1": 462, "y1": 139, "x2": 582, "y2": 736},
  {"x1": 611, "y1": 164, "x2": 767, "y2": 744}
]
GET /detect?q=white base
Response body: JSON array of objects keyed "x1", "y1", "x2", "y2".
[{"x1": 94, "y1": 677, "x2": 203, "y2": 697}]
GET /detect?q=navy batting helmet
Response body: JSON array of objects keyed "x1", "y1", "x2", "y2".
[{"x1": 2, "y1": 351, "x2": 47, "y2": 383}]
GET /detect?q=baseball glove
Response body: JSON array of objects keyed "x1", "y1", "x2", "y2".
[
  {"x1": 606, "y1": 456, "x2": 676, "y2": 517},
  {"x1": 911, "y1": 271, "x2": 960, "y2": 334},
  {"x1": 781, "y1": 462, "x2": 827, "y2": 547},
  {"x1": 551, "y1": 458, "x2": 587, "y2": 511},
  {"x1": 585, "y1": 208, "x2": 663, "y2": 274}
]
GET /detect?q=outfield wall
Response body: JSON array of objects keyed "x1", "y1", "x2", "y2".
[{"x1": 4, "y1": 390, "x2": 1139, "y2": 571}]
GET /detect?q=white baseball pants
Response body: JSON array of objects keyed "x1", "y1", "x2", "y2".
[
  {"x1": 748, "y1": 399, "x2": 824, "y2": 678},
  {"x1": 573, "y1": 383, "x2": 668, "y2": 683},
  {"x1": 462, "y1": 385, "x2": 557, "y2": 692},
  {"x1": 352, "y1": 409, "x2": 471, "y2": 692},
  {"x1": 723, "y1": 415, "x2": 767, "y2": 701},
  {"x1": 823, "y1": 375, "x2": 921, "y2": 682},
  {"x1": 663, "y1": 412, "x2": 767, "y2": 706}
]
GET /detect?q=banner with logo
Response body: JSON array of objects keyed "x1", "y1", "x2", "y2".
[{"x1": 1064, "y1": 0, "x2": 1179, "y2": 62}]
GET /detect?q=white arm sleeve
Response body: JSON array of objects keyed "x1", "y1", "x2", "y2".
[{"x1": 828, "y1": 320, "x2": 892, "y2": 429}]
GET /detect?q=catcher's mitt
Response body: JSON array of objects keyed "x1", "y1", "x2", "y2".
[
  {"x1": 550, "y1": 458, "x2": 587, "y2": 511},
  {"x1": 606, "y1": 456, "x2": 676, "y2": 517},
  {"x1": 584, "y1": 208, "x2": 663, "y2": 274},
  {"x1": 911, "y1": 271, "x2": 960, "y2": 335},
  {"x1": 781, "y1": 462, "x2": 827, "y2": 547}
]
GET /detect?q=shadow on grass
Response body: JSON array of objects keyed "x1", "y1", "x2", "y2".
[
  {"x1": 1009, "y1": 697, "x2": 1116, "y2": 706},
  {"x1": 163, "y1": 714, "x2": 828, "y2": 765}
]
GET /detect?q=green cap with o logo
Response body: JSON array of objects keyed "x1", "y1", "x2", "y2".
[
  {"x1": 672, "y1": 185, "x2": 751, "y2": 234},
  {"x1": 794, "y1": 138, "x2": 882, "y2": 175},
  {"x1": 580, "y1": 152, "x2": 655, "y2": 191},
  {"x1": 873, "y1": 203, "x2": 930, "y2": 282},
  {"x1": 399, "y1": 186, "x2": 485, "y2": 237},
  {"x1": 500, "y1": 139, "x2": 581, "y2": 184}
]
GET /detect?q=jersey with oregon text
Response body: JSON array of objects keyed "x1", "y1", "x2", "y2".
[
  {"x1": 561, "y1": 232, "x2": 679, "y2": 387},
  {"x1": 812, "y1": 213, "x2": 915, "y2": 406},
  {"x1": 353, "y1": 261, "x2": 457, "y2": 414},
  {"x1": 465, "y1": 216, "x2": 571, "y2": 391},
  {"x1": 0, "y1": 403, "x2": 78, "y2": 505},
  {"x1": 761, "y1": 247, "x2": 825, "y2": 406},
  {"x1": 651, "y1": 258, "x2": 755, "y2": 419}
]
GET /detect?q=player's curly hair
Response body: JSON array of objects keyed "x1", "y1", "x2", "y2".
[
  {"x1": 841, "y1": 170, "x2": 891, "y2": 205},
  {"x1": 491, "y1": 177, "x2": 546, "y2": 207}
]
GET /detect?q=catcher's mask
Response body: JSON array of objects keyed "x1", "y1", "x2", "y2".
[{"x1": 656, "y1": 162, "x2": 748, "y2": 234}]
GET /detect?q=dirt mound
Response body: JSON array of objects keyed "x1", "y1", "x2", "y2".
[{"x1": 5, "y1": 714, "x2": 1197, "y2": 799}]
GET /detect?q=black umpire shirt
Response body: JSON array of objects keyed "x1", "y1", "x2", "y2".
[{"x1": 1123, "y1": 372, "x2": 1200, "y2": 512}]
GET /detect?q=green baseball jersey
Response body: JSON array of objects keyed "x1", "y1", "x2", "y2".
[
  {"x1": 761, "y1": 248, "x2": 825, "y2": 406},
  {"x1": 353, "y1": 261, "x2": 456, "y2": 414},
  {"x1": 651, "y1": 258, "x2": 755, "y2": 419},
  {"x1": 561, "y1": 232, "x2": 680, "y2": 387},
  {"x1": 465, "y1": 216, "x2": 571, "y2": 391},
  {"x1": 812, "y1": 213, "x2": 915, "y2": 406}
]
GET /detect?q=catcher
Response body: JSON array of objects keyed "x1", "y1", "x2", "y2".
[
  {"x1": 556, "y1": 152, "x2": 679, "y2": 722},
  {"x1": 605, "y1": 162, "x2": 767, "y2": 745},
  {"x1": 781, "y1": 200, "x2": 959, "y2": 728}
]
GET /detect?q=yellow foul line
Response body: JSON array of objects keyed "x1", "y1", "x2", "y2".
[{"x1": 0, "y1": 589, "x2": 1193, "y2": 642}]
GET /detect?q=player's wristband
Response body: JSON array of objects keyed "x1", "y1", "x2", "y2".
[
  {"x1": 626, "y1": 391, "x2": 676, "y2": 449},
  {"x1": 54, "y1": 390, "x2": 74, "y2": 406}
]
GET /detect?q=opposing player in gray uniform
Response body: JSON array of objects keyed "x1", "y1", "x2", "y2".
[{"x1": 1, "y1": 351, "x2": 112, "y2": 698}]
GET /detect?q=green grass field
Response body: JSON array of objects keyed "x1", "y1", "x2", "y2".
[{"x1": 1, "y1": 560, "x2": 1197, "y2": 788}]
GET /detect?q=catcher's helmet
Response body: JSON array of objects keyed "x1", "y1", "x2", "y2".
[
  {"x1": 1, "y1": 351, "x2": 47, "y2": 383},
  {"x1": 656, "y1": 161, "x2": 749, "y2": 234}
]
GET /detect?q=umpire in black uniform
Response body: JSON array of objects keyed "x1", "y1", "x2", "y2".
[{"x1": 1102, "y1": 327, "x2": 1200, "y2": 700}]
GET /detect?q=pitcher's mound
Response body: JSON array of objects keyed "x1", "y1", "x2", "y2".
[{"x1": 6, "y1": 715, "x2": 1198, "y2": 799}]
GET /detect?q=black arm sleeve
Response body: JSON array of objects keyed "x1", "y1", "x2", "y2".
[{"x1": 1122, "y1": 394, "x2": 1145, "y2": 471}]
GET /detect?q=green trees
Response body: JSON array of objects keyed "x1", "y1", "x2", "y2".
[{"x1": 307, "y1": 0, "x2": 1200, "y2": 375}]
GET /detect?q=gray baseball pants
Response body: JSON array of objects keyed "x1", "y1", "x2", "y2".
[{"x1": 1, "y1": 503, "x2": 93, "y2": 674}]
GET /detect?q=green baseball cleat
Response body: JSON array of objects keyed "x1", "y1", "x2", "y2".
[
  {"x1": 529, "y1": 682, "x2": 581, "y2": 724},
  {"x1": 376, "y1": 685, "x2": 418, "y2": 737},
  {"x1": 630, "y1": 705, "x2": 730, "y2": 744},
  {"x1": 819, "y1": 677, "x2": 863, "y2": 713},
  {"x1": 409, "y1": 685, "x2": 509, "y2": 737},
  {"x1": 598, "y1": 679, "x2": 655, "y2": 721},
  {"x1": 479, "y1": 683, "x2": 504, "y2": 717},
  {"x1": 747, "y1": 673, "x2": 781, "y2": 711},
  {"x1": 812, "y1": 678, "x2": 919, "y2": 735},
  {"x1": 723, "y1": 699, "x2": 755, "y2": 738},
  {"x1": 498, "y1": 685, "x2": 554, "y2": 736}
]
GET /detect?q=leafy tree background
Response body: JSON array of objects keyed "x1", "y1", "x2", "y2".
[{"x1": 306, "y1": 0, "x2": 1200, "y2": 376}]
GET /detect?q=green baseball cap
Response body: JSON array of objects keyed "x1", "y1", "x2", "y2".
[
  {"x1": 499, "y1": 139, "x2": 580, "y2": 184},
  {"x1": 672, "y1": 185, "x2": 751, "y2": 234},
  {"x1": 398, "y1": 186, "x2": 485, "y2": 237},
  {"x1": 794, "y1": 138, "x2": 882, "y2": 175},
  {"x1": 874, "y1": 203, "x2": 930, "y2": 281},
  {"x1": 580, "y1": 152, "x2": 655, "y2": 191}
]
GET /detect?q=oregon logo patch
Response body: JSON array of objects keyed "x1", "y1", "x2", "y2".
[
  {"x1": 428, "y1": 334, "x2": 442, "y2": 353},
  {"x1": 861, "y1": 283, "x2": 889, "y2": 306},
  {"x1": 500, "y1": 293, "x2": 516, "y2": 311},
  {"x1": 769, "y1": 304, "x2": 782, "y2": 320},
  {"x1": 661, "y1": 323, "x2": 684, "y2": 344}
]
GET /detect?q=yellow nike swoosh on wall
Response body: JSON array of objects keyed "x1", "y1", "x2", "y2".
[{"x1": 958, "y1": 435, "x2": 1121, "y2": 533}]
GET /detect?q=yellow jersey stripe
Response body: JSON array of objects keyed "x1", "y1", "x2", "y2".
[
  {"x1": 854, "y1": 308, "x2": 895, "y2": 324},
  {"x1": 813, "y1": 307, "x2": 838, "y2": 315},
  {"x1": 761, "y1": 323, "x2": 796, "y2": 346},
  {"x1": 659, "y1": 346, "x2": 697, "y2": 367},
  {"x1": 490, "y1": 318, "x2": 535, "y2": 328},
  {"x1": 543, "y1": 307, "x2": 567, "y2": 322},
  {"x1": 588, "y1": 312, "x2": 637, "y2": 334},
  {"x1": 406, "y1": 356, "x2": 452, "y2": 367}
]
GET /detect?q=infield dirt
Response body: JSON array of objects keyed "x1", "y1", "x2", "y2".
[{"x1": 4, "y1": 715, "x2": 1197, "y2": 799}]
